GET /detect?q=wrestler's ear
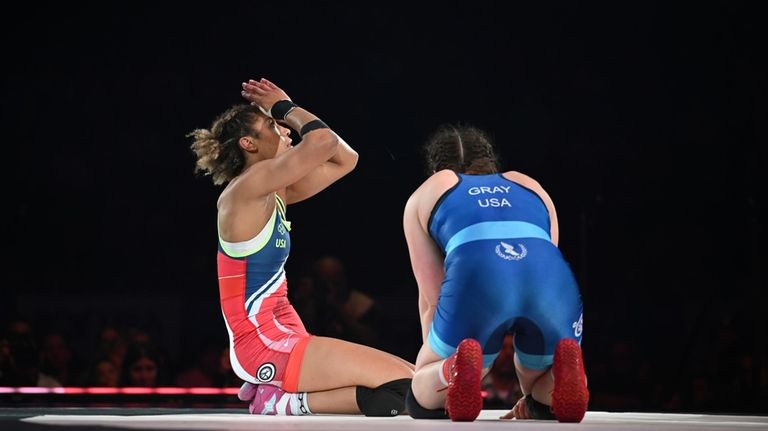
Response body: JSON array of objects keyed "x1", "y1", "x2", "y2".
[{"x1": 239, "y1": 136, "x2": 258, "y2": 153}]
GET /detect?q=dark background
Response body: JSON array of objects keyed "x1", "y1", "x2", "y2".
[{"x1": 2, "y1": 1, "x2": 766, "y2": 413}]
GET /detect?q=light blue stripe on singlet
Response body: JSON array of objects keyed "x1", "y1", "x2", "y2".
[
  {"x1": 428, "y1": 323, "x2": 455, "y2": 359},
  {"x1": 444, "y1": 221, "x2": 551, "y2": 256},
  {"x1": 514, "y1": 349, "x2": 554, "y2": 370},
  {"x1": 428, "y1": 323, "x2": 501, "y2": 368}
]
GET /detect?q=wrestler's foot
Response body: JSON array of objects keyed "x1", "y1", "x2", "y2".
[
  {"x1": 238, "y1": 381, "x2": 258, "y2": 401},
  {"x1": 248, "y1": 385, "x2": 312, "y2": 416},
  {"x1": 445, "y1": 338, "x2": 483, "y2": 422},
  {"x1": 249, "y1": 384, "x2": 289, "y2": 415},
  {"x1": 551, "y1": 338, "x2": 589, "y2": 423}
]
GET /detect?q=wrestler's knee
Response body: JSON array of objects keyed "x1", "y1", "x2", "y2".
[
  {"x1": 404, "y1": 383, "x2": 449, "y2": 419},
  {"x1": 356, "y1": 378, "x2": 411, "y2": 417}
]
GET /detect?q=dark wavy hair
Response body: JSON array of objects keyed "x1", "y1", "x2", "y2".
[
  {"x1": 120, "y1": 342, "x2": 165, "y2": 387},
  {"x1": 423, "y1": 123, "x2": 499, "y2": 175},
  {"x1": 188, "y1": 104, "x2": 264, "y2": 185}
]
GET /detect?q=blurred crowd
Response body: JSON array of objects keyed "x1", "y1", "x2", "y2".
[
  {"x1": 2, "y1": 254, "x2": 766, "y2": 414},
  {"x1": 0, "y1": 318, "x2": 240, "y2": 389}
]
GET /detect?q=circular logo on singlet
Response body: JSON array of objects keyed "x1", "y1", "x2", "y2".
[
  {"x1": 572, "y1": 313, "x2": 583, "y2": 337},
  {"x1": 495, "y1": 241, "x2": 528, "y2": 260},
  {"x1": 257, "y1": 363, "x2": 276, "y2": 383}
]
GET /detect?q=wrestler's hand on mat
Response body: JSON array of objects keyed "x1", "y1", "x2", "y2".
[
  {"x1": 241, "y1": 78, "x2": 291, "y2": 118},
  {"x1": 500, "y1": 396, "x2": 527, "y2": 420}
]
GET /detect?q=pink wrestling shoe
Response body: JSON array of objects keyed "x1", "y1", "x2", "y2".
[
  {"x1": 238, "y1": 381, "x2": 258, "y2": 401},
  {"x1": 551, "y1": 338, "x2": 589, "y2": 423},
  {"x1": 445, "y1": 338, "x2": 483, "y2": 422},
  {"x1": 249, "y1": 384, "x2": 290, "y2": 415}
]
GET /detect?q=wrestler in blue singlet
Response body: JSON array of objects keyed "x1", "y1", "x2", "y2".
[{"x1": 427, "y1": 173, "x2": 584, "y2": 370}]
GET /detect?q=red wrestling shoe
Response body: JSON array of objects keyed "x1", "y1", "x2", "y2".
[
  {"x1": 445, "y1": 338, "x2": 483, "y2": 422},
  {"x1": 551, "y1": 338, "x2": 589, "y2": 423}
]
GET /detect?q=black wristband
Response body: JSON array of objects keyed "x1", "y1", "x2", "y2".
[
  {"x1": 299, "y1": 119, "x2": 329, "y2": 137},
  {"x1": 269, "y1": 100, "x2": 297, "y2": 120}
]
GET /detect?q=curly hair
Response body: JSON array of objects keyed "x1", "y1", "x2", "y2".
[
  {"x1": 423, "y1": 123, "x2": 499, "y2": 175},
  {"x1": 188, "y1": 104, "x2": 264, "y2": 185}
]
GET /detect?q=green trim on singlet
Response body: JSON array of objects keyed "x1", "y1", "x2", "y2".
[
  {"x1": 275, "y1": 194, "x2": 291, "y2": 231},
  {"x1": 275, "y1": 194, "x2": 287, "y2": 214},
  {"x1": 218, "y1": 202, "x2": 278, "y2": 258}
]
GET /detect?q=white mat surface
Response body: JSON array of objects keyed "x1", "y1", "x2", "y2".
[{"x1": 22, "y1": 410, "x2": 768, "y2": 430}]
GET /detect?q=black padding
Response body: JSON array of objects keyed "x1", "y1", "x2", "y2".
[
  {"x1": 526, "y1": 394, "x2": 556, "y2": 419},
  {"x1": 269, "y1": 100, "x2": 297, "y2": 120},
  {"x1": 299, "y1": 119, "x2": 329, "y2": 136},
  {"x1": 404, "y1": 385, "x2": 449, "y2": 419},
  {"x1": 356, "y1": 378, "x2": 411, "y2": 417}
]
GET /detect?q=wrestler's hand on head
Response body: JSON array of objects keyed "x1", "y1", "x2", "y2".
[{"x1": 241, "y1": 78, "x2": 291, "y2": 117}]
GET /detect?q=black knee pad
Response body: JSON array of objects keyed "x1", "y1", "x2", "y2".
[
  {"x1": 356, "y1": 378, "x2": 411, "y2": 417},
  {"x1": 405, "y1": 384, "x2": 449, "y2": 419}
]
